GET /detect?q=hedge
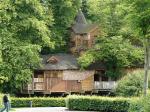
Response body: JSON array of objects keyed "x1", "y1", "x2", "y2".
[
  {"x1": 128, "y1": 98, "x2": 143, "y2": 112},
  {"x1": 0, "y1": 93, "x2": 3, "y2": 107},
  {"x1": 66, "y1": 95, "x2": 130, "y2": 112},
  {"x1": 11, "y1": 97, "x2": 65, "y2": 107}
]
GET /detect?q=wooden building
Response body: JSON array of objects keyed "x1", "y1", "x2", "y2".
[
  {"x1": 22, "y1": 10, "x2": 116, "y2": 94},
  {"x1": 23, "y1": 54, "x2": 116, "y2": 94},
  {"x1": 70, "y1": 9, "x2": 99, "y2": 55}
]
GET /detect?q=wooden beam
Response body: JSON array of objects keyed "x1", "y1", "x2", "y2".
[
  {"x1": 32, "y1": 74, "x2": 34, "y2": 94},
  {"x1": 44, "y1": 71, "x2": 46, "y2": 92}
]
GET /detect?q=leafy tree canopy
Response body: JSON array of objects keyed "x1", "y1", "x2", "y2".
[
  {"x1": 78, "y1": 36, "x2": 144, "y2": 78},
  {"x1": 124, "y1": 0, "x2": 150, "y2": 38},
  {"x1": 78, "y1": 0, "x2": 145, "y2": 78},
  {"x1": 115, "y1": 70, "x2": 148, "y2": 97},
  {"x1": 0, "y1": 0, "x2": 54, "y2": 93},
  {"x1": 42, "y1": 0, "x2": 81, "y2": 53}
]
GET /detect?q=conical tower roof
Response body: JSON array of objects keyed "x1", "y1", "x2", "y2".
[
  {"x1": 71, "y1": 9, "x2": 97, "y2": 34},
  {"x1": 75, "y1": 9, "x2": 87, "y2": 24}
]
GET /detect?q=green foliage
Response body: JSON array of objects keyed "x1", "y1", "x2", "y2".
[
  {"x1": 0, "y1": 76, "x2": 8, "y2": 84},
  {"x1": 124, "y1": 0, "x2": 150, "y2": 38},
  {"x1": 0, "y1": 38, "x2": 2, "y2": 63},
  {"x1": 128, "y1": 91, "x2": 150, "y2": 112},
  {"x1": 142, "y1": 92, "x2": 150, "y2": 112},
  {"x1": 0, "y1": 0, "x2": 54, "y2": 93},
  {"x1": 11, "y1": 97, "x2": 65, "y2": 107},
  {"x1": 78, "y1": 0, "x2": 145, "y2": 79},
  {"x1": 78, "y1": 36, "x2": 144, "y2": 78},
  {"x1": 66, "y1": 95, "x2": 130, "y2": 112},
  {"x1": 86, "y1": 0, "x2": 124, "y2": 36},
  {"x1": 128, "y1": 98, "x2": 143, "y2": 112},
  {"x1": 0, "y1": 93, "x2": 4, "y2": 107},
  {"x1": 43, "y1": 0, "x2": 81, "y2": 53},
  {"x1": 115, "y1": 70, "x2": 150, "y2": 97}
]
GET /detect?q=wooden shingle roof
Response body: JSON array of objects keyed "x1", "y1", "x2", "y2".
[
  {"x1": 75, "y1": 9, "x2": 87, "y2": 24},
  {"x1": 37, "y1": 53, "x2": 105, "y2": 71},
  {"x1": 39, "y1": 53, "x2": 79, "y2": 70},
  {"x1": 71, "y1": 9, "x2": 98, "y2": 34}
]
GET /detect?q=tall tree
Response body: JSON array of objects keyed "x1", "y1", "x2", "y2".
[
  {"x1": 42, "y1": 0, "x2": 81, "y2": 53},
  {"x1": 78, "y1": 36, "x2": 144, "y2": 78},
  {"x1": 124, "y1": 0, "x2": 150, "y2": 96},
  {"x1": 86, "y1": 0, "x2": 123, "y2": 36},
  {"x1": 78, "y1": 0, "x2": 144, "y2": 79},
  {"x1": 0, "y1": 0, "x2": 54, "y2": 93},
  {"x1": 81, "y1": 0, "x2": 88, "y2": 18}
]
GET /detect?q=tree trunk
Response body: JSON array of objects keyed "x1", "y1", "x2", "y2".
[{"x1": 144, "y1": 39, "x2": 149, "y2": 96}]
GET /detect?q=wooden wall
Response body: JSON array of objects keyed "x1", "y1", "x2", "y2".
[
  {"x1": 81, "y1": 75, "x2": 94, "y2": 91},
  {"x1": 42, "y1": 70, "x2": 82, "y2": 93},
  {"x1": 70, "y1": 28, "x2": 99, "y2": 55},
  {"x1": 24, "y1": 70, "x2": 96, "y2": 94},
  {"x1": 44, "y1": 71, "x2": 65, "y2": 93}
]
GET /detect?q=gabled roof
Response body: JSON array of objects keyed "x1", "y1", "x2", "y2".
[
  {"x1": 37, "y1": 53, "x2": 105, "y2": 71},
  {"x1": 71, "y1": 9, "x2": 98, "y2": 34},
  {"x1": 39, "y1": 53, "x2": 79, "y2": 70}
]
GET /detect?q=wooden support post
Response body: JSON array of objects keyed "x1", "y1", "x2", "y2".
[
  {"x1": 32, "y1": 74, "x2": 34, "y2": 94},
  {"x1": 44, "y1": 71, "x2": 47, "y2": 92}
]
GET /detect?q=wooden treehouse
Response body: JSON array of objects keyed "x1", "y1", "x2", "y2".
[
  {"x1": 70, "y1": 9, "x2": 99, "y2": 55},
  {"x1": 22, "y1": 10, "x2": 116, "y2": 94}
]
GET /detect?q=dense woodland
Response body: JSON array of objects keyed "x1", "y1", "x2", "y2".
[{"x1": 0, "y1": 0, "x2": 149, "y2": 94}]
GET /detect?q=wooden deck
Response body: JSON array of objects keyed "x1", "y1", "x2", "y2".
[{"x1": 25, "y1": 78, "x2": 116, "y2": 94}]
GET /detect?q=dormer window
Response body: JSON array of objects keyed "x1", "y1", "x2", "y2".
[{"x1": 47, "y1": 56, "x2": 59, "y2": 64}]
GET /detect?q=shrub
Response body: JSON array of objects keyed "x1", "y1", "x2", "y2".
[
  {"x1": 143, "y1": 93, "x2": 150, "y2": 112},
  {"x1": 128, "y1": 98, "x2": 144, "y2": 112},
  {"x1": 115, "y1": 70, "x2": 150, "y2": 97},
  {"x1": 0, "y1": 93, "x2": 3, "y2": 107},
  {"x1": 66, "y1": 95, "x2": 130, "y2": 112},
  {"x1": 128, "y1": 91, "x2": 150, "y2": 112},
  {"x1": 11, "y1": 97, "x2": 65, "y2": 107}
]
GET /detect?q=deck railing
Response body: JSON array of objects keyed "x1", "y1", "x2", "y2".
[
  {"x1": 34, "y1": 83, "x2": 44, "y2": 90},
  {"x1": 27, "y1": 83, "x2": 44, "y2": 90},
  {"x1": 26, "y1": 78, "x2": 44, "y2": 90},
  {"x1": 94, "y1": 81, "x2": 116, "y2": 90},
  {"x1": 34, "y1": 78, "x2": 44, "y2": 82}
]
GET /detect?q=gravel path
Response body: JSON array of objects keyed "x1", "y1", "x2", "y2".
[{"x1": 14, "y1": 107, "x2": 96, "y2": 112}]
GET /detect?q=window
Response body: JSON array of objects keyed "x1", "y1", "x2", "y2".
[
  {"x1": 83, "y1": 40, "x2": 88, "y2": 47},
  {"x1": 94, "y1": 70, "x2": 108, "y2": 81},
  {"x1": 94, "y1": 74, "x2": 100, "y2": 81},
  {"x1": 91, "y1": 39, "x2": 95, "y2": 46},
  {"x1": 101, "y1": 76, "x2": 109, "y2": 81},
  {"x1": 76, "y1": 38, "x2": 81, "y2": 46},
  {"x1": 70, "y1": 41, "x2": 75, "y2": 47}
]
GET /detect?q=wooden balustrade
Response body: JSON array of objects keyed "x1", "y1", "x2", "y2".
[
  {"x1": 34, "y1": 83, "x2": 44, "y2": 90},
  {"x1": 94, "y1": 81, "x2": 116, "y2": 90},
  {"x1": 34, "y1": 78, "x2": 44, "y2": 82}
]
